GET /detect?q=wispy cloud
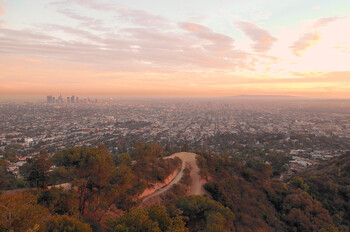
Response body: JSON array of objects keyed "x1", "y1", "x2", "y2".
[
  {"x1": 52, "y1": 0, "x2": 115, "y2": 11},
  {"x1": 179, "y1": 22, "x2": 236, "y2": 55},
  {"x1": 179, "y1": 22, "x2": 212, "y2": 32},
  {"x1": 290, "y1": 31, "x2": 321, "y2": 56},
  {"x1": 291, "y1": 16, "x2": 342, "y2": 56},
  {"x1": 20, "y1": 57, "x2": 45, "y2": 64},
  {"x1": 43, "y1": 24, "x2": 105, "y2": 43},
  {"x1": 117, "y1": 8, "x2": 169, "y2": 28},
  {"x1": 235, "y1": 21, "x2": 277, "y2": 52},
  {"x1": 313, "y1": 16, "x2": 342, "y2": 27},
  {"x1": 0, "y1": 0, "x2": 6, "y2": 15},
  {"x1": 0, "y1": 21, "x2": 250, "y2": 71},
  {"x1": 250, "y1": 10, "x2": 271, "y2": 21},
  {"x1": 57, "y1": 8, "x2": 105, "y2": 30},
  {"x1": 55, "y1": 1, "x2": 170, "y2": 29}
]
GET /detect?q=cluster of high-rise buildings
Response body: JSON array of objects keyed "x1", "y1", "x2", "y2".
[
  {"x1": 47, "y1": 94, "x2": 77, "y2": 104},
  {"x1": 46, "y1": 95, "x2": 97, "y2": 104}
]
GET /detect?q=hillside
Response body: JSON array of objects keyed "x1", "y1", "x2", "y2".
[
  {"x1": 0, "y1": 144, "x2": 348, "y2": 232},
  {"x1": 197, "y1": 152, "x2": 341, "y2": 232},
  {"x1": 298, "y1": 153, "x2": 350, "y2": 230}
]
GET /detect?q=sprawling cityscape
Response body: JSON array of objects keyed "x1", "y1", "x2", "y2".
[{"x1": 1, "y1": 96, "x2": 349, "y2": 178}]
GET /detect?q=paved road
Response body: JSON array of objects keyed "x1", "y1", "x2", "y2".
[{"x1": 142, "y1": 152, "x2": 205, "y2": 202}]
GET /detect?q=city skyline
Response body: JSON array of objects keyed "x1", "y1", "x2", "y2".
[
  {"x1": 46, "y1": 94, "x2": 98, "y2": 103},
  {"x1": 1, "y1": 0, "x2": 350, "y2": 98}
]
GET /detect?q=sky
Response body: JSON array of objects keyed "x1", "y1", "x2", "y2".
[{"x1": 0, "y1": 0, "x2": 350, "y2": 98}]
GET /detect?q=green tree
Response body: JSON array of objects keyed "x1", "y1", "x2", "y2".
[
  {"x1": 164, "y1": 142, "x2": 173, "y2": 155},
  {"x1": 282, "y1": 190, "x2": 335, "y2": 232},
  {"x1": 290, "y1": 176, "x2": 309, "y2": 191},
  {"x1": 37, "y1": 187, "x2": 79, "y2": 216},
  {"x1": 0, "y1": 159, "x2": 17, "y2": 190},
  {"x1": 0, "y1": 192, "x2": 49, "y2": 232},
  {"x1": 133, "y1": 142, "x2": 165, "y2": 158},
  {"x1": 21, "y1": 152, "x2": 52, "y2": 189},
  {"x1": 181, "y1": 143, "x2": 189, "y2": 152},
  {"x1": 148, "y1": 205, "x2": 172, "y2": 231},
  {"x1": 117, "y1": 153, "x2": 132, "y2": 167},
  {"x1": 176, "y1": 195, "x2": 235, "y2": 232},
  {"x1": 45, "y1": 215, "x2": 92, "y2": 232},
  {"x1": 107, "y1": 207, "x2": 160, "y2": 232},
  {"x1": 52, "y1": 145, "x2": 114, "y2": 215},
  {"x1": 204, "y1": 212, "x2": 227, "y2": 232},
  {"x1": 94, "y1": 164, "x2": 136, "y2": 221},
  {"x1": 107, "y1": 206, "x2": 187, "y2": 232}
]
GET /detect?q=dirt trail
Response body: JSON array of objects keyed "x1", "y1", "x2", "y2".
[{"x1": 142, "y1": 152, "x2": 205, "y2": 202}]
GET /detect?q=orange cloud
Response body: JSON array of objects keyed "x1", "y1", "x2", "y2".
[
  {"x1": 290, "y1": 16, "x2": 343, "y2": 56},
  {"x1": 235, "y1": 21, "x2": 277, "y2": 52},
  {"x1": 21, "y1": 57, "x2": 45, "y2": 64},
  {"x1": 290, "y1": 31, "x2": 321, "y2": 56},
  {"x1": 0, "y1": 0, "x2": 6, "y2": 15},
  {"x1": 313, "y1": 16, "x2": 342, "y2": 27},
  {"x1": 179, "y1": 22, "x2": 211, "y2": 32},
  {"x1": 186, "y1": 25, "x2": 199, "y2": 31}
]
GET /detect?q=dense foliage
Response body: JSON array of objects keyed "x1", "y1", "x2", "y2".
[
  {"x1": 0, "y1": 192, "x2": 90, "y2": 232},
  {"x1": 0, "y1": 143, "x2": 348, "y2": 231},
  {"x1": 107, "y1": 205, "x2": 187, "y2": 232},
  {"x1": 20, "y1": 152, "x2": 52, "y2": 189},
  {"x1": 198, "y1": 152, "x2": 341, "y2": 232},
  {"x1": 0, "y1": 159, "x2": 18, "y2": 189},
  {"x1": 298, "y1": 153, "x2": 350, "y2": 231}
]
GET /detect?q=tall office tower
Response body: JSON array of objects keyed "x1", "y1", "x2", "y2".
[
  {"x1": 58, "y1": 94, "x2": 63, "y2": 103},
  {"x1": 47, "y1": 96, "x2": 52, "y2": 103},
  {"x1": 76, "y1": 97, "x2": 79, "y2": 103},
  {"x1": 71, "y1": 96, "x2": 75, "y2": 103},
  {"x1": 67, "y1": 97, "x2": 70, "y2": 103},
  {"x1": 52, "y1": 97, "x2": 56, "y2": 103}
]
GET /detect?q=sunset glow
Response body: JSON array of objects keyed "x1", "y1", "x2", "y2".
[{"x1": 1, "y1": 0, "x2": 350, "y2": 97}]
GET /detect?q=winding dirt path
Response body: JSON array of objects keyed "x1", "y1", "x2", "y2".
[{"x1": 142, "y1": 152, "x2": 205, "y2": 202}]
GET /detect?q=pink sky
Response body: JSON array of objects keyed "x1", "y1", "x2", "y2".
[{"x1": 1, "y1": 0, "x2": 350, "y2": 98}]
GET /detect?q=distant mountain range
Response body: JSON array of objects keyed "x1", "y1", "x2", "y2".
[{"x1": 231, "y1": 94, "x2": 298, "y2": 99}]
